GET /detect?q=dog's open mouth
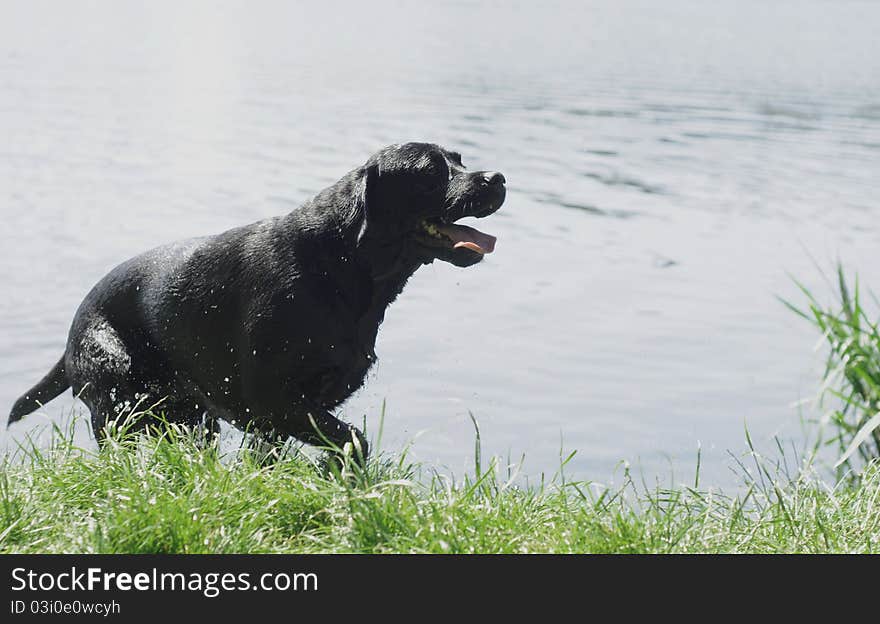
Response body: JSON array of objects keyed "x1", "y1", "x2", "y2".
[
  {"x1": 413, "y1": 175, "x2": 505, "y2": 267},
  {"x1": 419, "y1": 219, "x2": 497, "y2": 255}
]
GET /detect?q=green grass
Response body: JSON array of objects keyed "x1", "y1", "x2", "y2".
[
  {"x1": 783, "y1": 264, "x2": 880, "y2": 476},
  {"x1": 3, "y1": 263, "x2": 880, "y2": 554},
  {"x1": 2, "y1": 418, "x2": 879, "y2": 554}
]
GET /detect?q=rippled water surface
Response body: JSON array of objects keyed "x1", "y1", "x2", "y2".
[{"x1": 2, "y1": 1, "x2": 880, "y2": 486}]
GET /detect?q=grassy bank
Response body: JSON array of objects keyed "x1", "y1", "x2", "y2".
[
  {"x1": 2, "y1": 420, "x2": 879, "y2": 554},
  {"x1": 4, "y1": 265, "x2": 880, "y2": 554}
]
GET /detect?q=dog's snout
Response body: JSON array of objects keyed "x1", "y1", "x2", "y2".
[{"x1": 482, "y1": 171, "x2": 506, "y2": 185}]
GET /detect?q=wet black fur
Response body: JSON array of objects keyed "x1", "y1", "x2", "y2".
[{"x1": 8, "y1": 143, "x2": 506, "y2": 459}]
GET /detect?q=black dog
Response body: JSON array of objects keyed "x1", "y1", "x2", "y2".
[{"x1": 8, "y1": 143, "x2": 506, "y2": 459}]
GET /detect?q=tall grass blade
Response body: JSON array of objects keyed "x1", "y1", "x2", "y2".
[{"x1": 835, "y1": 411, "x2": 880, "y2": 468}]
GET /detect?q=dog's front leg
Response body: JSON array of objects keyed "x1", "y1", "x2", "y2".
[
  {"x1": 257, "y1": 398, "x2": 368, "y2": 466},
  {"x1": 297, "y1": 407, "x2": 369, "y2": 464}
]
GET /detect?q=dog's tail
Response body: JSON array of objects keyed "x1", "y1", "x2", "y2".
[{"x1": 8, "y1": 356, "x2": 70, "y2": 427}]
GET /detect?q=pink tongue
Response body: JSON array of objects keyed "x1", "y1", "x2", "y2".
[{"x1": 435, "y1": 223, "x2": 497, "y2": 254}]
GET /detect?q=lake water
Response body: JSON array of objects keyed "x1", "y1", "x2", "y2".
[{"x1": 2, "y1": 1, "x2": 879, "y2": 488}]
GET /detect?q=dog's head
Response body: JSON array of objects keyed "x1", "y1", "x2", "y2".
[{"x1": 356, "y1": 142, "x2": 506, "y2": 268}]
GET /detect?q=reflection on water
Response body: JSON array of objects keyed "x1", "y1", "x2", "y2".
[{"x1": 2, "y1": 1, "x2": 879, "y2": 487}]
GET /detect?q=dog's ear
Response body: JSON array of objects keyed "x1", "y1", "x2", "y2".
[{"x1": 355, "y1": 163, "x2": 379, "y2": 247}]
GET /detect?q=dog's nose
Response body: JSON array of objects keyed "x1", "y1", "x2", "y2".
[{"x1": 482, "y1": 171, "x2": 506, "y2": 185}]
